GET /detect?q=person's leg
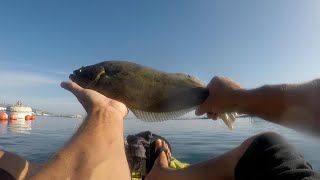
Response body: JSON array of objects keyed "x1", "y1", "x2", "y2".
[
  {"x1": 0, "y1": 168, "x2": 15, "y2": 180},
  {"x1": 0, "y1": 150, "x2": 41, "y2": 180},
  {"x1": 145, "y1": 132, "x2": 258, "y2": 180},
  {"x1": 235, "y1": 132, "x2": 320, "y2": 180},
  {"x1": 145, "y1": 132, "x2": 320, "y2": 180}
]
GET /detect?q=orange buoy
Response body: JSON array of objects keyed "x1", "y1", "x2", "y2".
[
  {"x1": 9, "y1": 114, "x2": 17, "y2": 120},
  {"x1": 31, "y1": 115, "x2": 36, "y2": 120},
  {"x1": 0, "y1": 120, "x2": 8, "y2": 124},
  {"x1": 0, "y1": 112, "x2": 8, "y2": 120},
  {"x1": 25, "y1": 115, "x2": 31, "y2": 120}
]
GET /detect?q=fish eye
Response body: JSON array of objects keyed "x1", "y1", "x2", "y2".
[{"x1": 79, "y1": 66, "x2": 85, "y2": 73}]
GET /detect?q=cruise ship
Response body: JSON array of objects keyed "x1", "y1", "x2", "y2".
[{"x1": 6, "y1": 101, "x2": 33, "y2": 119}]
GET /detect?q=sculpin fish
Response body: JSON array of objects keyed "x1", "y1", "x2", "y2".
[{"x1": 69, "y1": 61, "x2": 236, "y2": 129}]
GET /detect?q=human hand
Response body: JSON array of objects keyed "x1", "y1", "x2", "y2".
[
  {"x1": 61, "y1": 81, "x2": 128, "y2": 119},
  {"x1": 195, "y1": 76, "x2": 243, "y2": 120}
]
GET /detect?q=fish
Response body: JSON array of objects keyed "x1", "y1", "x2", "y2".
[{"x1": 69, "y1": 61, "x2": 236, "y2": 129}]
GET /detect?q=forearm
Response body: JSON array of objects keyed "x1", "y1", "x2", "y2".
[
  {"x1": 161, "y1": 135, "x2": 255, "y2": 180},
  {"x1": 170, "y1": 149, "x2": 239, "y2": 180},
  {"x1": 234, "y1": 79, "x2": 320, "y2": 134},
  {"x1": 30, "y1": 109, "x2": 130, "y2": 180}
]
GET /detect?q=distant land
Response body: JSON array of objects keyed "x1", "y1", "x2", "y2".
[{"x1": 0, "y1": 103, "x2": 83, "y2": 119}]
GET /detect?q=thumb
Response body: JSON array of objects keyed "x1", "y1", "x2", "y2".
[
  {"x1": 61, "y1": 81, "x2": 83, "y2": 96},
  {"x1": 61, "y1": 81, "x2": 90, "y2": 112}
]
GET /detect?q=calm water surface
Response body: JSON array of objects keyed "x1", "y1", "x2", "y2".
[{"x1": 0, "y1": 116, "x2": 319, "y2": 171}]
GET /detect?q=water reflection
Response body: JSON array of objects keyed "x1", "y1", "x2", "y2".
[
  {"x1": 0, "y1": 120, "x2": 8, "y2": 134},
  {"x1": 0, "y1": 119, "x2": 34, "y2": 134}
]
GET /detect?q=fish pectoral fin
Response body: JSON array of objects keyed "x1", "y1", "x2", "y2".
[
  {"x1": 218, "y1": 112, "x2": 237, "y2": 130},
  {"x1": 130, "y1": 108, "x2": 196, "y2": 122}
]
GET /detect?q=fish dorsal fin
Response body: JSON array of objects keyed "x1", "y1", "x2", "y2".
[{"x1": 130, "y1": 107, "x2": 196, "y2": 122}]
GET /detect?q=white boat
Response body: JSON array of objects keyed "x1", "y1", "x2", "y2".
[{"x1": 6, "y1": 101, "x2": 33, "y2": 119}]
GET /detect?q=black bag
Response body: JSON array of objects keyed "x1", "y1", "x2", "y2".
[{"x1": 126, "y1": 131, "x2": 171, "y2": 179}]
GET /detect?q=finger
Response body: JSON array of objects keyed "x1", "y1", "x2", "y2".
[
  {"x1": 61, "y1": 81, "x2": 83, "y2": 96},
  {"x1": 206, "y1": 112, "x2": 213, "y2": 119},
  {"x1": 61, "y1": 81, "x2": 92, "y2": 113},
  {"x1": 206, "y1": 112, "x2": 217, "y2": 120},
  {"x1": 195, "y1": 100, "x2": 211, "y2": 116},
  {"x1": 195, "y1": 108, "x2": 205, "y2": 116},
  {"x1": 212, "y1": 113, "x2": 218, "y2": 120}
]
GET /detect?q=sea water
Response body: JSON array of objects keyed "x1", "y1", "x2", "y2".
[{"x1": 0, "y1": 116, "x2": 319, "y2": 171}]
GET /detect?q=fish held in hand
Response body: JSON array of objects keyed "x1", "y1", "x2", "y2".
[{"x1": 69, "y1": 61, "x2": 236, "y2": 129}]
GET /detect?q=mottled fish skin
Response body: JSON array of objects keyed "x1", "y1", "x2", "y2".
[{"x1": 69, "y1": 61, "x2": 209, "y2": 113}]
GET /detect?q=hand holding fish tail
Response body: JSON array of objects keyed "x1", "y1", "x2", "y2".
[
  {"x1": 61, "y1": 81, "x2": 128, "y2": 119},
  {"x1": 195, "y1": 76, "x2": 242, "y2": 118}
]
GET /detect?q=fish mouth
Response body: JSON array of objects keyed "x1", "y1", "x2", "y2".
[
  {"x1": 69, "y1": 73, "x2": 76, "y2": 81},
  {"x1": 69, "y1": 73, "x2": 88, "y2": 87}
]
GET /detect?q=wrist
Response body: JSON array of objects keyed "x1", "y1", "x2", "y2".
[
  {"x1": 84, "y1": 108, "x2": 124, "y2": 139},
  {"x1": 86, "y1": 107, "x2": 123, "y2": 134},
  {"x1": 88, "y1": 107, "x2": 126, "y2": 120},
  {"x1": 231, "y1": 89, "x2": 248, "y2": 113}
]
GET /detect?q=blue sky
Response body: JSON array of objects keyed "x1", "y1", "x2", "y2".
[{"x1": 0, "y1": 1, "x2": 319, "y2": 115}]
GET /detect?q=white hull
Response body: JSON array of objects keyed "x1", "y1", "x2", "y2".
[
  {"x1": 6, "y1": 101, "x2": 33, "y2": 119},
  {"x1": 6, "y1": 112, "x2": 33, "y2": 119}
]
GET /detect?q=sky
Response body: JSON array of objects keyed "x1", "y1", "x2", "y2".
[{"x1": 0, "y1": 0, "x2": 319, "y2": 115}]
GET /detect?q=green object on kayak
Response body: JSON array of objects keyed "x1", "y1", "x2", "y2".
[{"x1": 131, "y1": 157, "x2": 190, "y2": 180}]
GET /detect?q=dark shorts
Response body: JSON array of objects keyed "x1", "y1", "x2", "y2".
[
  {"x1": 0, "y1": 168, "x2": 15, "y2": 180},
  {"x1": 235, "y1": 132, "x2": 320, "y2": 180}
]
